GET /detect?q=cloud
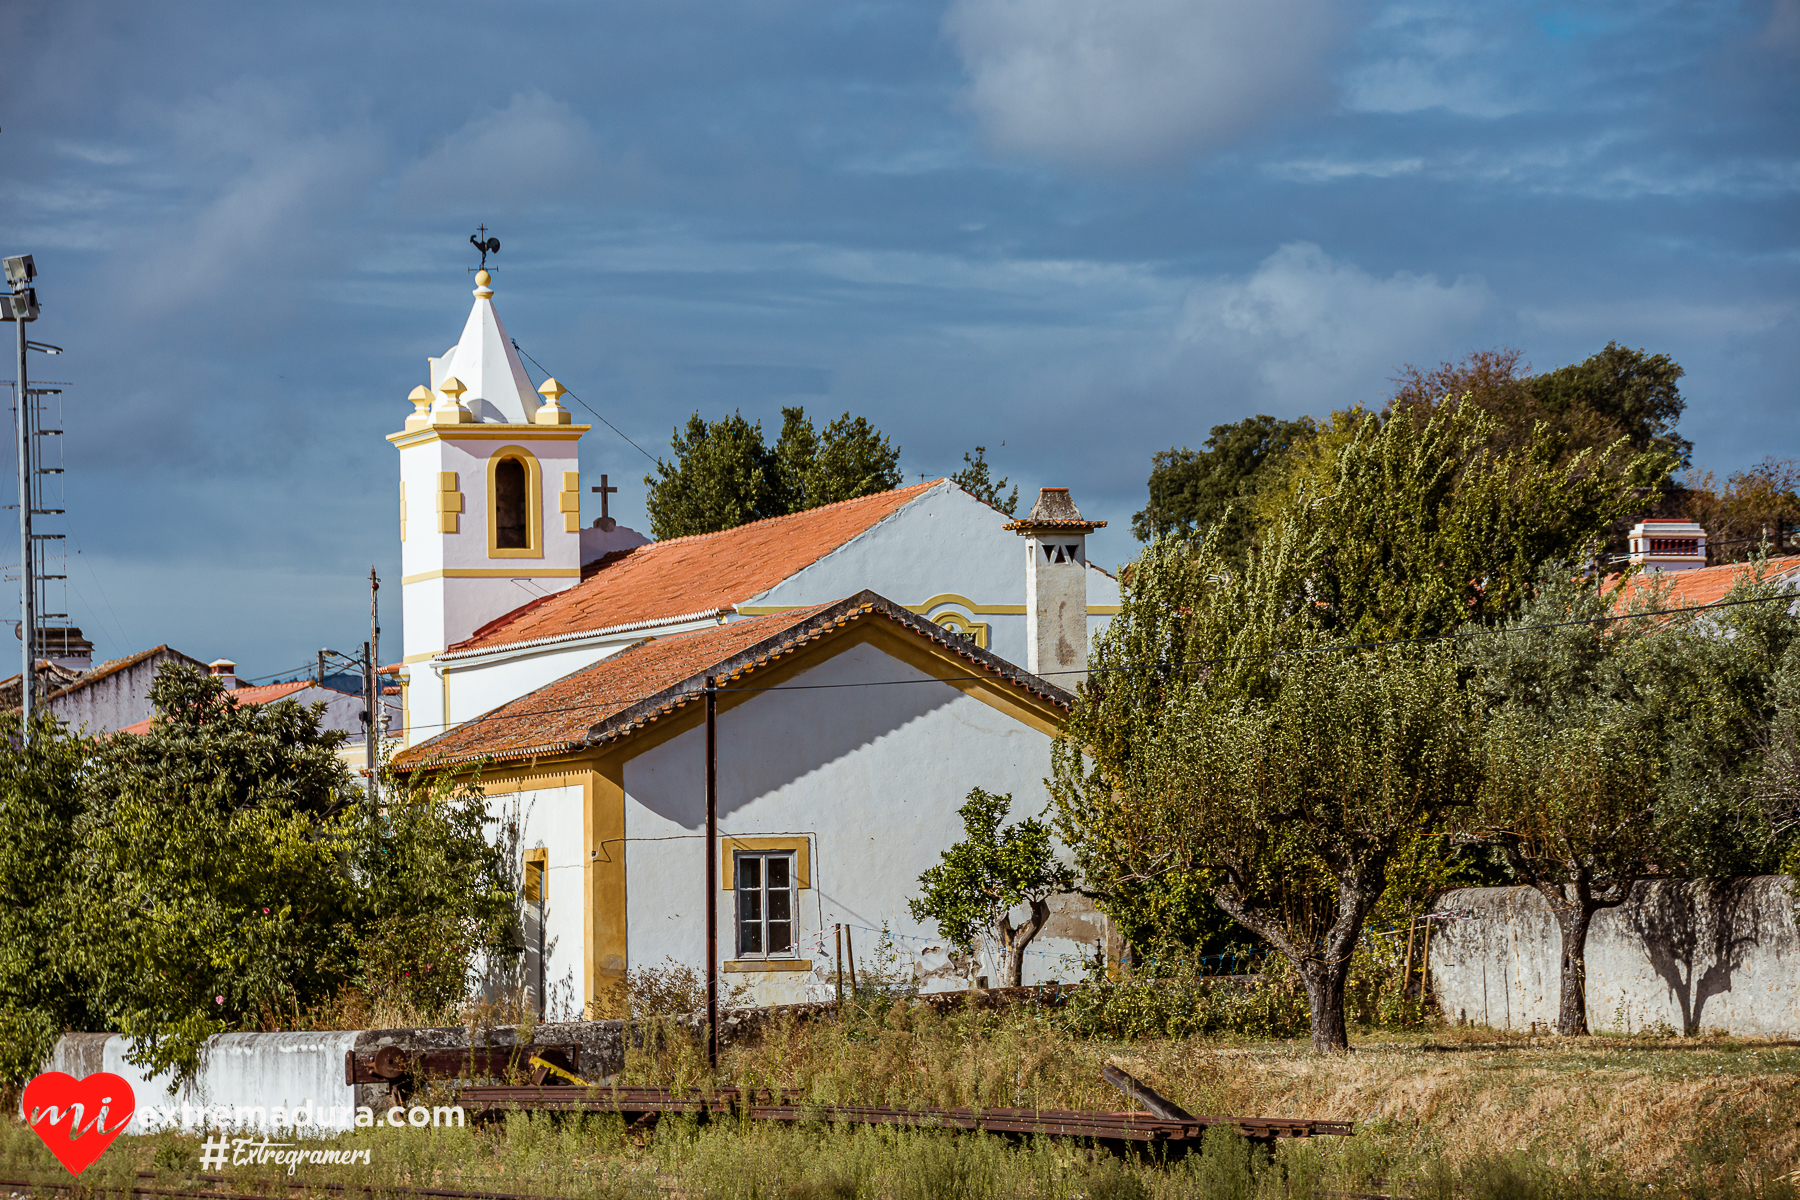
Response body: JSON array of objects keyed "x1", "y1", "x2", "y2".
[
  {"x1": 397, "y1": 92, "x2": 601, "y2": 208},
  {"x1": 1173, "y1": 242, "x2": 1497, "y2": 406},
  {"x1": 943, "y1": 0, "x2": 1341, "y2": 170}
]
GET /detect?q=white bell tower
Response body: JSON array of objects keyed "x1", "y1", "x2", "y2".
[{"x1": 389, "y1": 268, "x2": 589, "y2": 745}]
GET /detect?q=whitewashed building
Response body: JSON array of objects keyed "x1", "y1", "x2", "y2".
[{"x1": 389, "y1": 272, "x2": 1123, "y2": 1013}]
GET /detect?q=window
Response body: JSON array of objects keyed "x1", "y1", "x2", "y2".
[
  {"x1": 735, "y1": 851, "x2": 795, "y2": 958},
  {"x1": 494, "y1": 457, "x2": 528, "y2": 548}
]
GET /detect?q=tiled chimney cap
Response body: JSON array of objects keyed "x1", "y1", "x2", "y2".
[
  {"x1": 1004, "y1": 487, "x2": 1107, "y2": 533},
  {"x1": 208, "y1": 659, "x2": 237, "y2": 673}
]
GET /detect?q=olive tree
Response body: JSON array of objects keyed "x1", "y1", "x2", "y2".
[{"x1": 1055, "y1": 401, "x2": 1658, "y2": 1052}]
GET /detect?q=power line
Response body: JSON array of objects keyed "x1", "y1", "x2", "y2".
[
  {"x1": 509, "y1": 340, "x2": 659, "y2": 465},
  {"x1": 388, "y1": 586, "x2": 1800, "y2": 740}
]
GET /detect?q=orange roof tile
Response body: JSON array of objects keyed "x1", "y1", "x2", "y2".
[
  {"x1": 1611, "y1": 556, "x2": 1800, "y2": 613},
  {"x1": 449, "y1": 482, "x2": 940, "y2": 655},
  {"x1": 397, "y1": 590, "x2": 1074, "y2": 772}
]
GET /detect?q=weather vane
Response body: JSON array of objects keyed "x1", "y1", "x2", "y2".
[{"x1": 469, "y1": 225, "x2": 500, "y2": 271}]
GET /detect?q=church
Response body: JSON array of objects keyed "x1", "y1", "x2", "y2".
[{"x1": 390, "y1": 270, "x2": 1122, "y2": 1015}]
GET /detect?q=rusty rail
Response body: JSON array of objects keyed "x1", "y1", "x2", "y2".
[{"x1": 454, "y1": 1081, "x2": 1353, "y2": 1149}]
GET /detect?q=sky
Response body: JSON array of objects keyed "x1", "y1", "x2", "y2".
[{"x1": 2, "y1": 0, "x2": 1796, "y2": 681}]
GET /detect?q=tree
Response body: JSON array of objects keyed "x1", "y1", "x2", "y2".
[
  {"x1": 12, "y1": 664, "x2": 519, "y2": 1087},
  {"x1": 645, "y1": 407, "x2": 901, "y2": 539},
  {"x1": 0, "y1": 718, "x2": 105, "y2": 1086},
  {"x1": 909, "y1": 788, "x2": 1075, "y2": 988},
  {"x1": 644, "y1": 412, "x2": 778, "y2": 539},
  {"x1": 1530, "y1": 341, "x2": 1689, "y2": 467},
  {"x1": 951, "y1": 446, "x2": 1018, "y2": 515},
  {"x1": 1458, "y1": 568, "x2": 1667, "y2": 1035},
  {"x1": 1675, "y1": 459, "x2": 1800, "y2": 564},
  {"x1": 1055, "y1": 401, "x2": 1656, "y2": 1052},
  {"x1": 1390, "y1": 343, "x2": 1690, "y2": 468},
  {"x1": 1132, "y1": 415, "x2": 1315, "y2": 557}
]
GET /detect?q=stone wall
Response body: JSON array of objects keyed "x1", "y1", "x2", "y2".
[{"x1": 1428, "y1": 876, "x2": 1800, "y2": 1036}]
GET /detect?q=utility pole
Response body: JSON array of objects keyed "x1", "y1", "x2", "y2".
[
  {"x1": 368, "y1": 567, "x2": 381, "y2": 805},
  {"x1": 5, "y1": 255, "x2": 40, "y2": 743},
  {"x1": 705, "y1": 675, "x2": 719, "y2": 1071}
]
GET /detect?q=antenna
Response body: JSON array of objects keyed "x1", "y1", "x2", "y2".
[{"x1": 468, "y1": 226, "x2": 501, "y2": 271}]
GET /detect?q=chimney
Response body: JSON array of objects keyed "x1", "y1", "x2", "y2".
[
  {"x1": 1627, "y1": 519, "x2": 1707, "y2": 573},
  {"x1": 208, "y1": 659, "x2": 239, "y2": 690},
  {"x1": 1004, "y1": 488, "x2": 1106, "y2": 684}
]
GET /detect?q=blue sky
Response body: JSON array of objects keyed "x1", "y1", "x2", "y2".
[{"x1": 2, "y1": 0, "x2": 1796, "y2": 680}]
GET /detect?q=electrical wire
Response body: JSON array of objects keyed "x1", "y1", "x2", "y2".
[
  {"x1": 385, "y1": 585, "x2": 1800, "y2": 740},
  {"x1": 509, "y1": 339, "x2": 659, "y2": 465}
]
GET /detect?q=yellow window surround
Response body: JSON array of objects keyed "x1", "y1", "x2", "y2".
[
  {"x1": 559, "y1": 470, "x2": 582, "y2": 534},
  {"x1": 486, "y1": 445, "x2": 544, "y2": 559},
  {"x1": 720, "y1": 835, "x2": 811, "y2": 890},
  {"x1": 523, "y1": 847, "x2": 549, "y2": 903},
  {"x1": 436, "y1": 472, "x2": 462, "y2": 534},
  {"x1": 723, "y1": 959, "x2": 813, "y2": 973}
]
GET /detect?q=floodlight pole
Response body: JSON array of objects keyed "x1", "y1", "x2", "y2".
[{"x1": 14, "y1": 281, "x2": 31, "y2": 744}]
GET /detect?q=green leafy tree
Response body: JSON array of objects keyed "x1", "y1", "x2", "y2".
[
  {"x1": 0, "y1": 718, "x2": 105, "y2": 1086},
  {"x1": 645, "y1": 407, "x2": 901, "y2": 538},
  {"x1": 1133, "y1": 415, "x2": 1316, "y2": 557},
  {"x1": 908, "y1": 788, "x2": 1075, "y2": 988},
  {"x1": 802, "y1": 411, "x2": 902, "y2": 508},
  {"x1": 951, "y1": 446, "x2": 1019, "y2": 515},
  {"x1": 1055, "y1": 401, "x2": 1656, "y2": 1052},
  {"x1": 1531, "y1": 341, "x2": 1689, "y2": 467},
  {"x1": 644, "y1": 412, "x2": 778, "y2": 539},
  {"x1": 65, "y1": 665, "x2": 365, "y2": 1081}
]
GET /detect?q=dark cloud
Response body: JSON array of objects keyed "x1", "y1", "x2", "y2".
[{"x1": 0, "y1": 0, "x2": 1793, "y2": 677}]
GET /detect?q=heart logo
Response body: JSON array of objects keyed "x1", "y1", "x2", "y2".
[{"x1": 22, "y1": 1072, "x2": 137, "y2": 1175}]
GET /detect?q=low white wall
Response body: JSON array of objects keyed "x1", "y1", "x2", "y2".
[
  {"x1": 44, "y1": 1031, "x2": 359, "y2": 1136},
  {"x1": 1429, "y1": 877, "x2": 1800, "y2": 1036}
]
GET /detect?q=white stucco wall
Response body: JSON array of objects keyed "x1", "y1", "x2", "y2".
[
  {"x1": 47, "y1": 651, "x2": 202, "y2": 734},
  {"x1": 501, "y1": 784, "x2": 590, "y2": 1017},
  {"x1": 45, "y1": 1032, "x2": 359, "y2": 1137},
  {"x1": 1429, "y1": 879, "x2": 1800, "y2": 1036},
  {"x1": 745, "y1": 482, "x2": 1121, "y2": 670},
  {"x1": 620, "y1": 639, "x2": 1094, "y2": 1004}
]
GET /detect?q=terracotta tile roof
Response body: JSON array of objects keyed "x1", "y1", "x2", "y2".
[
  {"x1": 397, "y1": 590, "x2": 1075, "y2": 772},
  {"x1": 1611, "y1": 556, "x2": 1800, "y2": 613},
  {"x1": 448, "y1": 481, "x2": 941, "y2": 655}
]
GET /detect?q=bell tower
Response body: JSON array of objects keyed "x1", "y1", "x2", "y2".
[{"x1": 389, "y1": 266, "x2": 589, "y2": 745}]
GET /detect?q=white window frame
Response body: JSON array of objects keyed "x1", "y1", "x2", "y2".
[{"x1": 734, "y1": 850, "x2": 798, "y2": 960}]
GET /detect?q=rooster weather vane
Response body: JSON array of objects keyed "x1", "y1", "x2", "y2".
[{"x1": 469, "y1": 225, "x2": 500, "y2": 271}]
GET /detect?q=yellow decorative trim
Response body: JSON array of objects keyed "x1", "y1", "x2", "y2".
[
  {"x1": 1087, "y1": 605, "x2": 1122, "y2": 614},
  {"x1": 402, "y1": 651, "x2": 439, "y2": 663},
  {"x1": 486, "y1": 446, "x2": 544, "y2": 560},
  {"x1": 724, "y1": 959, "x2": 812, "y2": 973},
  {"x1": 388, "y1": 424, "x2": 590, "y2": 448},
  {"x1": 436, "y1": 472, "x2": 462, "y2": 534},
  {"x1": 933, "y1": 612, "x2": 989, "y2": 649},
  {"x1": 523, "y1": 848, "x2": 548, "y2": 903},
  {"x1": 399, "y1": 481, "x2": 408, "y2": 542},
  {"x1": 559, "y1": 470, "x2": 582, "y2": 534},
  {"x1": 401, "y1": 567, "x2": 581, "y2": 584},
  {"x1": 722, "y1": 836, "x2": 811, "y2": 890}
]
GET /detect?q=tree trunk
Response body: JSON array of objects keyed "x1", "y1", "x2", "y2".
[
  {"x1": 1547, "y1": 893, "x2": 1597, "y2": 1037},
  {"x1": 998, "y1": 898, "x2": 1050, "y2": 988},
  {"x1": 1299, "y1": 958, "x2": 1351, "y2": 1053}
]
